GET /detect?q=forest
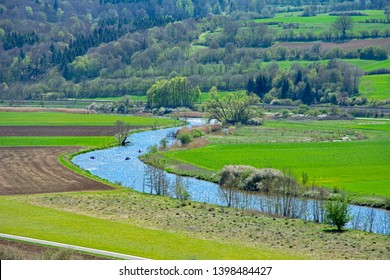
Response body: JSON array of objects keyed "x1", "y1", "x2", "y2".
[{"x1": 0, "y1": 0, "x2": 389, "y2": 107}]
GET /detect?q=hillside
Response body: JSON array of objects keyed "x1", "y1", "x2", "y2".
[{"x1": 0, "y1": 0, "x2": 389, "y2": 106}]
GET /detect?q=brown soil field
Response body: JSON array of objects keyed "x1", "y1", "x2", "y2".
[
  {"x1": 276, "y1": 38, "x2": 390, "y2": 50},
  {"x1": 0, "y1": 126, "x2": 118, "y2": 136},
  {"x1": 0, "y1": 146, "x2": 112, "y2": 195},
  {"x1": 0, "y1": 239, "x2": 110, "y2": 260},
  {"x1": 0, "y1": 107, "x2": 95, "y2": 114}
]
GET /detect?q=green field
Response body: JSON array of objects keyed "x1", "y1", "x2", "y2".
[
  {"x1": 254, "y1": 10, "x2": 388, "y2": 35},
  {"x1": 0, "y1": 111, "x2": 174, "y2": 126},
  {"x1": 347, "y1": 59, "x2": 390, "y2": 72},
  {"x1": 0, "y1": 196, "x2": 296, "y2": 260},
  {"x1": 0, "y1": 136, "x2": 115, "y2": 147},
  {"x1": 262, "y1": 59, "x2": 390, "y2": 72},
  {"x1": 163, "y1": 119, "x2": 390, "y2": 197},
  {"x1": 359, "y1": 74, "x2": 390, "y2": 100}
]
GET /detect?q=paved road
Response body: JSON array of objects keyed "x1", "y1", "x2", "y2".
[{"x1": 0, "y1": 233, "x2": 149, "y2": 260}]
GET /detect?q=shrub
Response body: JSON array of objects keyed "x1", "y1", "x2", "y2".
[
  {"x1": 191, "y1": 128, "x2": 204, "y2": 138},
  {"x1": 242, "y1": 168, "x2": 284, "y2": 192},
  {"x1": 219, "y1": 165, "x2": 284, "y2": 192},
  {"x1": 325, "y1": 195, "x2": 352, "y2": 231},
  {"x1": 296, "y1": 104, "x2": 310, "y2": 114},
  {"x1": 177, "y1": 132, "x2": 192, "y2": 145},
  {"x1": 247, "y1": 117, "x2": 264, "y2": 126}
]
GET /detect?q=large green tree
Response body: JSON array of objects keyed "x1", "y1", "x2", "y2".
[
  {"x1": 332, "y1": 16, "x2": 354, "y2": 40},
  {"x1": 204, "y1": 90, "x2": 260, "y2": 125},
  {"x1": 147, "y1": 76, "x2": 200, "y2": 108}
]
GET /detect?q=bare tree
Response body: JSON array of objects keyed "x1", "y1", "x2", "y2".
[
  {"x1": 115, "y1": 120, "x2": 130, "y2": 146},
  {"x1": 218, "y1": 186, "x2": 240, "y2": 208},
  {"x1": 143, "y1": 165, "x2": 170, "y2": 196}
]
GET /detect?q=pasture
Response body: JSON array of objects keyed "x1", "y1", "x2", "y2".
[
  {"x1": 262, "y1": 58, "x2": 390, "y2": 72},
  {"x1": 254, "y1": 10, "x2": 388, "y2": 35},
  {"x1": 359, "y1": 74, "x2": 390, "y2": 100},
  {"x1": 163, "y1": 119, "x2": 390, "y2": 198}
]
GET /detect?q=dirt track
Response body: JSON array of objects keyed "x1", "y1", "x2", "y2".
[
  {"x1": 0, "y1": 126, "x2": 118, "y2": 136},
  {"x1": 0, "y1": 147, "x2": 112, "y2": 195}
]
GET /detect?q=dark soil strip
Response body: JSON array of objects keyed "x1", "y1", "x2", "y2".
[
  {"x1": 0, "y1": 147, "x2": 113, "y2": 195},
  {"x1": 0, "y1": 238, "x2": 110, "y2": 260},
  {"x1": 0, "y1": 126, "x2": 119, "y2": 136}
]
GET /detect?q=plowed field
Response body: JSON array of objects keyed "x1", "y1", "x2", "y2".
[
  {"x1": 0, "y1": 147, "x2": 112, "y2": 195},
  {"x1": 0, "y1": 126, "x2": 118, "y2": 136}
]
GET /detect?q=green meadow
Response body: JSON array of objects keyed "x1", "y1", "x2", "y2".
[
  {"x1": 163, "y1": 119, "x2": 390, "y2": 198},
  {"x1": 359, "y1": 74, "x2": 390, "y2": 100},
  {"x1": 262, "y1": 59, "x2": 390, "y2": 72},
  {"x1": 254, "y1": 10, "x2": 388, "y2": 34}
]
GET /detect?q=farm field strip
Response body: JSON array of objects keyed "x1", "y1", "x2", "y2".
[
  {"x1": 0, "y1": 147, "x2": 113, "y2": 195},
  {"x1": 359, "y1": 74, "x2": 390, "y2": 100},
  {"x1": 254, "y1": 10, "x2": 388, "y2": 34},
  {"x1": 0, "y1": 126, "x2": 119, "y2": 137},
  {"x1": 0, "y1": 136, "x2": 115, "y2": 147},
  {"x1": 0, "y1": 111, "x2": 174, "y2": 126},
  {"x1": 261, "y1": 58, "x2": 390, "y2": 72}
]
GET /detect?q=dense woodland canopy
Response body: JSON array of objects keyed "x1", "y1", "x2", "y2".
[{"x1": 0, "y1": 0, "x2": 389, "y2": 107}]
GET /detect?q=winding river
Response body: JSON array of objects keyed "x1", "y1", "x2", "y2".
[{"x1": 72, "y1": 119, "x2": 390, "y2": 235}]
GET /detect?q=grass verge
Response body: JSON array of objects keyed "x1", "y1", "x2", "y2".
[{"x1": 0, "y1": 196, "x2": 299, "y2": 260}]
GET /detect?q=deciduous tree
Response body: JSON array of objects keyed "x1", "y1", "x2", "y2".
[{"x1": 332, "y1": 16, "x2": 354, "y2": 40}]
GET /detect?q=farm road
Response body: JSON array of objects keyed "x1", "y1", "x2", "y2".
[{"x1": 0, "y1": 233, "x2": 149, "y2": 260}]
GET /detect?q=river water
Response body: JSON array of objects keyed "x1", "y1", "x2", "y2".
[{"x1": 72, "y1": 119, "x2": 390, "y2": 235}]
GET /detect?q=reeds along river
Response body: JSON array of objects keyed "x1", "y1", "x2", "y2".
[{"x1": 72, "y1": 119, "x2": 390, "y2": 235}]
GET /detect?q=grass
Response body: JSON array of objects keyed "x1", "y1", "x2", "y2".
[
  {"x1": 254, "y1": 10, "x2": 388, "y2": 35},
  {"x1": 347, "y1": 59, "x2": 390, "y2": 72},
  {"x1": 262, "y1": 59, "x2": 390, "y2": 72},
  {"x1": 0, "y1": 195, "x2": 300, "y2": 260},
  {"x1": 359, "y1": 74, "x2": 390, "y2": 100},
  {"x1": 0, "y1": 136, "x2": 116, "y2": 147},
  {"x1": 0, "y1": 111, "x2": 174, "y2": 126},
  {"x1": 162, "y1": 119, "x2": 390, "y2": 198}
]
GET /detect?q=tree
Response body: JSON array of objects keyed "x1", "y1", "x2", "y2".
[
  {"x1": 146, "y1": 77, "x2": 200, "y2": 109},
  {"x1": 301, "y1": 81, "x2": 313, "y2": 105},
  {"x1": 115, "y1": 120, "x2": 130, "y2": 146},
  {"x1": 159, "y1": 137, "x2": 169, "y2": 149},
  {"x1": 174, "y1": 176, "x2": 190, "y2": 202},
  {"x1": 332, "y1": 16, "x2": 354, "y2": 40},
  {"x1": 204, "y1": 90, "x2": 260, "y2": 125},
  {"x1": 325, "y1": 194, "x2": 352, "y2": 231}
]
